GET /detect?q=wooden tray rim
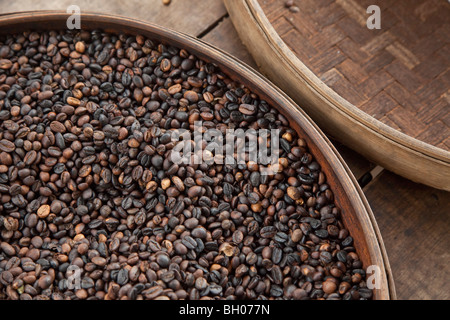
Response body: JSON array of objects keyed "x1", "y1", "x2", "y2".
[{"x1": 0, "y1": 10, "x2": 396, "y2": 299}]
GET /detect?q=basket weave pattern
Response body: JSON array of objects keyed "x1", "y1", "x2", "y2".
[{"x1": 262, "y1": 0, "x2": 450, "y2": 151}]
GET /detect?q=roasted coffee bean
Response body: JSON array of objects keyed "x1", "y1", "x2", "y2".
[
  {"x1": 272, "y1": 246, "x2": 283, "y2": 264},
  {"x1": 342, "y1": 236, "x2": 354, "y2": 247},
  {"x1": 260, "y1": 226, "x2": 277, "y2": 238},
  {"x1": 0, "y1": 139, "x2": 15, "y2": 153},
  {"x1": 1, "y1": 242, "x2": 16, "y2": 256},
  {"x1": 156, "y1": 253, "x2": 170, "y2": 268},
  {"x1": 143, "y1": 285, "x2": 163, "y2": 299},
  {"x1": 191, "y1": 227, "x2": 207, "y2": 239},
  {"x1": 117, "y1": 269, "x2": 129, "y2": 286},
  {"x1": 271, "y1": 265, "x2": 283, "y2": 284},
  {"x1": 91, "y1": 257, "x2": 107, "y2": 267},
  {"x1": 291, "y1": 229, "x2": 303, "y2": 242},
  {"x1": 287, "y1": 186, "x2": 303, "y2": 200},
  {"x1": 37, "y1": 205, "x2": 51, "y2": 219},
  {"x1": 322, "y1": 280, "x2": 337, "y2": 294},
  {"x1": 239, "y1": 104, "x2": 257, "y2": 115},
  {"x1": 270, "y1": 285, "x2": 283, "y2": 297},
  {"x1": 0, "y1": 59, "x2": 12, "y2": 69},
  {"x1": 181, "y1": 236, "x2": 197, "y2": 250},
  {"x1": 232, "y1": 230, "x2": 244, "y2": 244},
  {"x1": 187, "y1": 186, "x2": 203, "y2": 198}
]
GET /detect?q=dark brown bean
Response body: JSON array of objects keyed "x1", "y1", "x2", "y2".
[
  {"x1": 0, "y1": 140, "x2": 15, "y2": 152},
  {"x1": 239, "y1": 104, "x2": 257, "y2": 115},
  {"x1": 1, "y1": 242, "x2": 15, "y2": 256}
]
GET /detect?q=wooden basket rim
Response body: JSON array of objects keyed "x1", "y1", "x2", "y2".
[{"x1": 0, "y1": 10, "x2": 396, "y2": 299}]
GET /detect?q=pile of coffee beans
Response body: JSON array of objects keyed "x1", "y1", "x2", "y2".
[{"x1": 0, "y1": 29, "x2": 372, "y2": 300}]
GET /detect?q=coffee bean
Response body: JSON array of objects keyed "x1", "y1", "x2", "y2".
[
  {"x1": 184, "y1": 217, "x2": 199, "y2": 229},
  {"x1": 75, "y1": 41, "x2": 85, "y2": 53},
  {"x1": 235, "y1": 264, "x2": 249, "y2": 278},
  {"x1": 271, "y1": 265, "x2": 283, "y2": 284},
  {"x1": 187, "y1": 186, "x2": 203, "y2": 198},
  {"x1": 337, "y1": 250, "x2": 348, "y2": 263},
  {"x1": 232, "y1": 230, "x2": 244, "y2": 244},
  {"x1": 143, "y1": 285, "x2": 163, "y2": 299},
  {"x1": 161, "y1": 270, "x2": 175, "y2": 283},
  {"x1": 1, "y1": 242, "x2": 15, "y2": 256},
  {"x1": 174, "y1": 243, "x2": 188, "y2": 255},
  {"x1": 323, "y1": 280, "x2": 337, "y2": 294},
  {"x1": 156, "y1": 253, "x2": 170, "y2": 268},
  {"x1": 195, "y1": 277, "x2": 208, "y2": 291},
  {"x1": 291, "y1": 229, "x2": 303, "y2": 242},
  {"x1": 117, "y1": 269, "x2": 129, "y2": 285},
  {"x1": 50, "y1": 121, "x2": 66, "y2": 133},
  {"x1": 359, "y1": 288, "x2": 373, "y2": 299},
  {"x1": 184, "y1": 90, "x2": 198, "y2": 103},
  {"x1": 239, "y1": 104, "x2": 257, "y2": 115},
  {"x1": 191, "y1": 226, "x2": 207, "y2": 239},
  {"x1": 91, "y1": 256, "x2": 107, "y2": 267},
  {"x1": 342, "y1": 236, "x2": 354, "y2": 247},
  {"x1": 249, "y1": 171, "x2": 261, "y2": 187},
  {"x1": 0, "y1": 140, "x2": 15, "y2": 152},
  {"x1": 160, "y1": 58, "x2": 171, "y2": 72},
  {"x1": 260, "y1": 226, "x2": 277, "y2": 238},
  {"x1": 37, "y1": 205, "x2": 50, "y2": 219},
  {"x1": 272, "y1": 246, "x2": 283, "y2": 264},
  {"x1": 38, "y1": 275, "x2": 53, "y2": 290},
  {"x1": 181, "y1": 236, "x2": 197, "y2": 250},
  {"x1": 270, "y1": 285, "x2": 283, "y2": 297},
  {"x1": 320, "y1": 251, "x2": 332, "y2": 264},
  {"x1": 0, "y1": 59, "x2": 12, "y2": 69},
  {"x1": 287, "y1": 186, "x2": 303, "y2": 200},
  {"x1": 245, "y1": 252, "x2": 258, "y2": 265}
]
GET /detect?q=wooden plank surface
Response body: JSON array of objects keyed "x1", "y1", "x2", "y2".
[
  {"x1": 1, "y1": 0, "x2": 448, "y2": 300},
  {"x1": 0, "y1": 0, "x2": 227, "y2": 37},
  {"x1": 365, "y1": 171, "x2": 450, "y2": 300},
  {"x1": 201, "y1": 17, "x2": 259, "y2": 70}
]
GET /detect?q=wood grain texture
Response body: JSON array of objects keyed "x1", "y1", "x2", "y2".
[
  {"x1": 0, "y1": 0, "x2": 227, "y2": 37},
  {"x1": 366, "y1": 171, "x2": 450, "y2": 300},
  {"x1": 201, "y1": 17, "x2": 259, "y2": 70},
  {"x1": 224, "y1": 0, "x2": 450, "y2": 191}
]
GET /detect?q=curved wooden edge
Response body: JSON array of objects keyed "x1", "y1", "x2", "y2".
[
  {"x1": 330, "y1": 145, "x2": 397, "y2": 300},
  {"x1": 0, "y1": 11, "x2": 393, "y2": 299},
  {"x1": 225, "y1": 0, "x2": 450, "y2": 191}
]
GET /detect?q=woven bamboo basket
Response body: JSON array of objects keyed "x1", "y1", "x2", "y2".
[{"x1": 225, "y1": 0, "x2": 450, "y2": 191}]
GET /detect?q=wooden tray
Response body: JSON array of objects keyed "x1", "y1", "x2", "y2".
[
  {"x1": 225, "y1": 0, "x2": 450, "y2": 191},
  {"x1": 0, "y1": 11, "x2": 395, "y2": 299}
]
